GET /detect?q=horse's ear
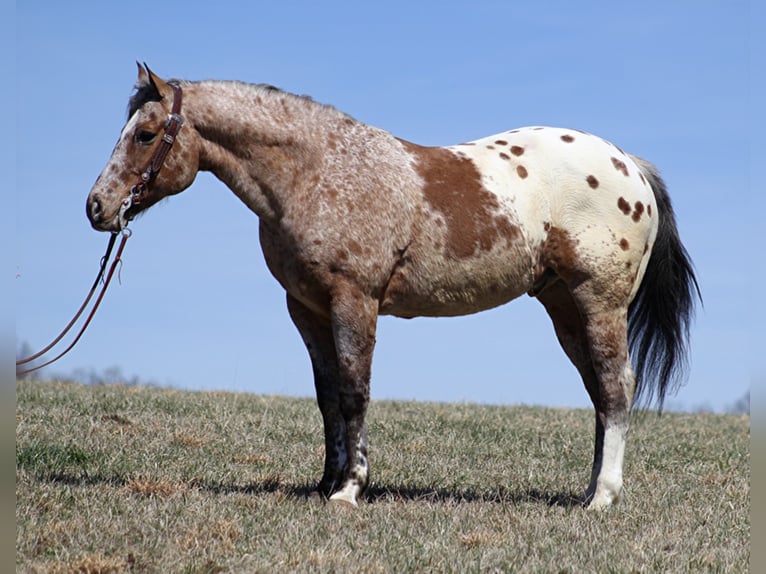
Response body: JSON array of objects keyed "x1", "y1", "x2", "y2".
[
  {"x1": 143, "y1": 63, "x2": 174, "y2": 102},
  {"x1": 136, "y1": 61, "x2": 149, "y2": 86}
]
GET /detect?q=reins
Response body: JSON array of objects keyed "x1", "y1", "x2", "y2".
[
  {"x1": 17, "y1": 82, "x2": 184, "y2": 377},
  {"x1": 16, "y1": 230, "x2": 130, "y2": 376}
]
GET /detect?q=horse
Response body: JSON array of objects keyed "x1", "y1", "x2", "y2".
[{"x1": 86, "y1": 64, "x2": 700, "y2": 510}]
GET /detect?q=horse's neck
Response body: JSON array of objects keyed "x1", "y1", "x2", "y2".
[{"x1": 187, "y1": 81, "x2": 339, "y2": 222}]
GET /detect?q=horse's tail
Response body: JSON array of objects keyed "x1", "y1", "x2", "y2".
[{"x1": 627, "y1": 155, "x2": 701, "y2": 410}]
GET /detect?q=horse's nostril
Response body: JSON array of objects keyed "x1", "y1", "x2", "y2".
[{"x1": 89, "y1": 197, "x2": 103, "y2": 222}]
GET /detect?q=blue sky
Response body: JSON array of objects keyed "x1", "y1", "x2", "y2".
[{"x1": 15, "y1": 1, "x2": 758, "y2": 412}]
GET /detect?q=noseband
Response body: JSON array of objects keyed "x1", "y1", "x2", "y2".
[{"x1": 119, "y1": 82, "x2": 184, "y2": 228}]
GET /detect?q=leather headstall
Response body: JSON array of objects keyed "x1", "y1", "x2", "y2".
[{"x1": 121, "y1": 82, "x2": 184, "y2": 225}]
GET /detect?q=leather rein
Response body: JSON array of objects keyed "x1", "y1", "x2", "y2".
[{"x1": 17, "y1": 84, "x2": 184, "y2": 377}]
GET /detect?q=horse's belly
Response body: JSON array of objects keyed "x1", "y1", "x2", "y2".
[{"x1": 379, "y1": 243, "x2": 535, "y2": 318}]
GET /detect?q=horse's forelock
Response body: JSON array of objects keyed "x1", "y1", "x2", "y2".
[{"x1": 127, "y1": 82, "x2": 163, "y2": 119}]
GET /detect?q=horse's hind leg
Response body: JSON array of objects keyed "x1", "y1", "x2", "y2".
[
  {"x1": 576, "y1": 296, "x2": 635, "y2": 510},
  {"x1": 537, "y1": 281, "x2": 607, "y2": 505},
  {"x1": 537, "y1": 279, "x2": 635, "y2": 509},
  {"x1": 287, "y1": 294, "x2": 346, "y2": 497}
]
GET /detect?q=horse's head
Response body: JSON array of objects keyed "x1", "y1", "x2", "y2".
[{"x1": 86, "y1": 64, "x2": 199, "y2": 232}]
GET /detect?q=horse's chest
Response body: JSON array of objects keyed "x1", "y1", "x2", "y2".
[
  {"x1": 258, "y1": 223, "x2": 333, "y2": 316},
  {"x1": 258, "y1": 220, "x2": 400, "y2": 317}
]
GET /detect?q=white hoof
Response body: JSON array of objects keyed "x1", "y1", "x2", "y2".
[
  {"x1": 329, "y1": 484, "x2": 359, "y2": 508},
  {"x1": 585, "y1": 485, "x2": 623, "y2": 510}
]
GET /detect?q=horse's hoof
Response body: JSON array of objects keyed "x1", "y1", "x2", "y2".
[
  {"x1": 585, "y1": 488, "x2": 622, "y2": 510},
  {"x1": 329, "y1": 486, "x2": 359, "y2": 508}
]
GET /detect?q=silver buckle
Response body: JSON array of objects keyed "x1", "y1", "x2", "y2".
[
  {"x1": 118, "y1": 195, "x2": 134, "y2": 230},
  {"x1": 166, "y1": 113, "x2": 184, "y2": 129}
]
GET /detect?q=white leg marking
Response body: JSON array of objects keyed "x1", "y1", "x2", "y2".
[
  {"x1": 587, "y1": 422, "x2": 627, "y2": 510},
  {"x1": 328, "y1": 448, "x2": 367, "y2": 509}
]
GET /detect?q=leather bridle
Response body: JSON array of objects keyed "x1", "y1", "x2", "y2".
[{"x1": 119, "y1": 82, "x2": 184, "y2": 228}]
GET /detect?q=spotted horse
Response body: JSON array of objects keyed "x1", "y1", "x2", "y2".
[{"x1": 87, "y1": 65, "x2": 700, "y2": 510}]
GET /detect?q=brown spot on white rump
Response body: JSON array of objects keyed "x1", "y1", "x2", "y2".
[
  {"x1": 617, "y1": 197, "x2": 631, "y2": 215},
  {"x1": 510, "y1": 145, "x2": 524, "y2": 156},
  {"x1": 611, "y1": 157, "x2": 629, "y2": 176},
  {"x1": 399, "y1": 140, "x2": 521, "y2": 259},
  {"x1": 586, "y1": 175, "x2": 599, "y2": 189},
  {"x1": 632, "y1": 201, "x2": 644, "y2": 222},
  {"x1": 619, "y1": 238, "x2": 630, "y2": 250},
  {"x1": 516, "y1": 165, "x2": 528, "y2": 179}
]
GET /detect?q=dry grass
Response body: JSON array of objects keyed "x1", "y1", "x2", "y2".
[{"x1": 16, "y1": 380, "x2": 749, "y2": 572}]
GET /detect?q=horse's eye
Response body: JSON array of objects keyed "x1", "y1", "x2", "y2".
[{"x1": 135, "y1": 130, "x2": 157, "y2": 145}]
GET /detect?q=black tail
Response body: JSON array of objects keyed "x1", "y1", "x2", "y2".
[{"x1": 628, "y1": 156, "x2": 702, "y2": 409}]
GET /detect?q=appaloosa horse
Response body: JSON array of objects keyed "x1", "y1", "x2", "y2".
[{"x1": 87, "y1": 65, "x2": 700, "y2": 509}]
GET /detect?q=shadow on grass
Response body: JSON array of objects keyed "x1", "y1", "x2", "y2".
[
  {"x1": 365, "y1": 484, "x2": 582, "y2": 508},
  {"x1": 35, "y1": 470, "x2": 582, "y2": 508}
]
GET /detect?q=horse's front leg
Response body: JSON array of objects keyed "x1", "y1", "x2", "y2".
[
  {"x1": 326, "y1": 280, "x2": 378, "y2": 507},
  {"x1": 286, "y1": 294, "x2": 346, "y2": 496}
]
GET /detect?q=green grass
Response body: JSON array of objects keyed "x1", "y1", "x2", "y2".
[{"x1": 16, "y1": 380, "x2": 749, "y2": 573}]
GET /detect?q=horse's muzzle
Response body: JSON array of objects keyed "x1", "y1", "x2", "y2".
[
  {"x1": 87, "y1": 195, "x2": 122, "y2": 232},
  {"x1": 87, "y1": 196, "x2": 104, "y2": 226}
]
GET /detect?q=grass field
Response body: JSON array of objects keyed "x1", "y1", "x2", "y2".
[{"x1": 16, "y1": 380, "x2": 749, "y2": 573}]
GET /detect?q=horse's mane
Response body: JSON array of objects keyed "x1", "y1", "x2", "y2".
[
  {"x1": 240, "y1": 81, "x2": 354, "y2": 122},
  {"x1": 127, "y1": 78, "x2": 351, "y2": 123}
]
